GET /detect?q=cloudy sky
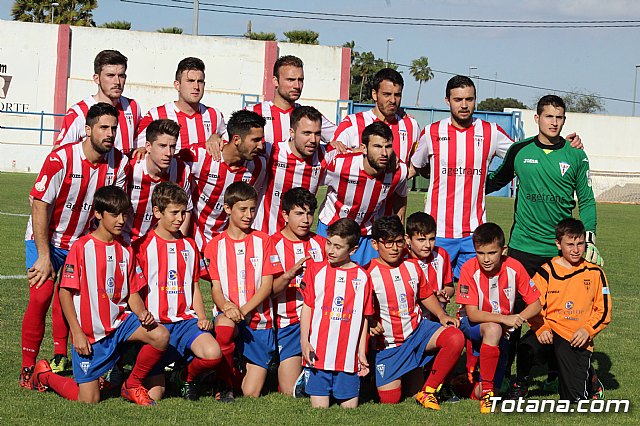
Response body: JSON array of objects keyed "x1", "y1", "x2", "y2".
[{"x1": 2, "y1": 0, "x2": 639, "y2": 115}]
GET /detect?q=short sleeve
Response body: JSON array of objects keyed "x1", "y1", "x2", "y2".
[
  {"x1": 455, "y1": 262, "x2": 478, "y2": 306},
  {"x1": 394, "y1": 164, "x2": 409, "y2": 197},
  {"x1": 302, "y1": 263, "x2": 317, "y2": 307},
  {"x1": 410, "y1": 128, "x2": 432, "y2": 169},
  {"x1": 441, "y1": 249, "x2": 453, "y2": 285},
  {"x1": 417, "y1": 266, "x2": 434, "y2": 300},
  {"x1": 363, "y1": 275, "x2": 375, "y2": 316},
  {"x1": 129, "y1": 257, "x2": 148, "y2": 294},
  {"x1": 262, "y1": 237, "x2": 284, "y2": 277},
  {"x1": 516, "y1": 262, "x2": 540, "y2": 305},
  {"x1": 30, "y1": 153, "x2": 66, "y2": 203},
  {"x1": 494, "y1": 125, "x2": 513, "y2": 159},
  {"x1": 60, "y1": 243, "x2": 81, "y2": 291},
  {"x1": 203, "y1": 239, "x2": 220, "y2": 281}
]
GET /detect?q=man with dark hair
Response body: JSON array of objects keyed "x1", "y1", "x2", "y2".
[
  {"x1": 249, "y1": 55, "x2": 336, "y2": 144},
  {"x1": 317, "y1": 121, "x2": 408, "y2": 266},
  {"x1": 333, "y1": 68, "x2": 420, "y2": 163},
  {"x1": 137, "y1": 57, "x2": 226, "y2": 152},
  {"x1": 56, "y1": 50, "x2": 141, "y2": 155},
  {"x1": 122, "y1": 119, "x2": 193, "y2": 244},
  {"x1": 254, "y1": 105, "x2": 335, "y2": 234},
  {"x1": 178, "y1": 110, "x2": 267, "y2": 252},
  {"x1": 21, "y1": 102, "x2": 130, "y2": 383}
]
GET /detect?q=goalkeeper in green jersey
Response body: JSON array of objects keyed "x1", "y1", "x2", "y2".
[
  {"x1": 486, "y1": 95, "x2": 601, "y2": 273},
  {"x1": 485, "y1": 95, "x2": 603, "y2": 396}
]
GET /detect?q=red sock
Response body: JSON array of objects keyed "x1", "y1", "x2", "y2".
[
  {"x1": 21, "y1": 279, "x2": 55, "y2": 368},
  {"x1": 40, "y1": 371, "x2": 79, "y2": 400},
  {"x1": 479, "y1": 343, "x2": 500, "y2": 394},
  {"x1": 465, "y1": 339, "x2": 478, "y2": 380},
  {"x1": 51, "y1": 285, "x2": 69, "y2": 356},
  {"x1": 378, "y1": 387, "x2": 402, "y2": 404},
  {"x1": 215, "y1": 325, "x2": 236, "y2": 387},
  {"x1": 424, "y1": 327, "x2": 465, "y2": 390},
  {"x1": 186, "y1": 357, "x2": 222, "y2": 382},
  {"x1": 125, "y1": 345, "x2": 166, "y2": 388}
]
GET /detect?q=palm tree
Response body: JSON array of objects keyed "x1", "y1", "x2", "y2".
[
  {"x1": 410, "y1": 56, "x2": 434, "y2": 107},
  {"x1": 99, "y1": 20, "x2": 132, "y2": 30},
  {"x1": 283, "y1": 30, "x2": 319, "y2": 45},
  {"x1": 157, "y1": 27, "x2": 183, "y2": 34},
  {"x1": 248, "y1": 31, "x2": 277, "y2": 41},
  {"x1": 12, "y1": 0, "x2": 97, "y2": 25},
  {"x1": 355, "y1": 51, "x2": 376, "y2": 102}
]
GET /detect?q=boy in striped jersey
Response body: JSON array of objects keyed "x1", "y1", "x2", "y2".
[
  {"x1": 456, "y1": 223, "x2": 541, "y2": 413},
  {"x1": 204, "y1": 182, "x2": 283, "y2": 400},
  {"x1": 129, "y1": 182, "x2": 221, "y2": 401},
  {"x1": 271, "y1": 188, "x2": 325, "y2": 395},
  {"x1": 300, "y1": 218, "x2": 373, "y2": 408},
  {"x1": 512, "y1": 218, "x2": 611, "y2": 402},
  {"x1": 29, "y1": 186, "x2": 169, "y2": 405},
  {"x1": 367, "y1": 216, "x2": 463, "y2": 410}
]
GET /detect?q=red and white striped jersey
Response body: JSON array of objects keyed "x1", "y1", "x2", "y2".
[
  {"x1": 254, "y1": 140, "x2": 335, "y2": 234},
  {"x1": 137, "y1": 102, "x2": 226, "y2": 151},
  {"x1": 332, "y1": 109, "x2": 420, "y2": 164},
  {"x1": 60, "y1": 234, "x2": 133, "y2": 344},
  {"x1": 122, "y1": 155, "x2": 193, "y2": 245},
  {"x1": 271, "y1": 231, "x2": 325, "y2": 328},
  {"x1": 131, "y1": 231, "x2": 200, "y2": 323},
  {"x1": 412, "y1": 246, "x2": 453, "y2": 293},
  {"x1": 204, "y1": 230, "x2": 283, "y2": 330},
  {"x1": 456, "y1": 256, "x2": 539, "y2": 317},
  {"x1": 25, "y1": 143, "x2": 129, "y2": 250},
  {"x1": 318, "y1": 153, "x2": 408, "y2": 235},
  {"x1": 411, "y1": 118, "x2": 512, "y2": 239},
  {"x1": 367, "y1": 258, "x2": 433, "y2": 349},
  {"x1": 56, "y1": 96, "x2": 141, "y2": 155},
  {"x1": 302, "y1": 261, "x2": 373, "y2": 373},
  {"x1": 179, "y1": 147, "x2": 267, "y2": 252},
  {"x1": 249, "y1": 101, "x2": 336, "y2": 144}
]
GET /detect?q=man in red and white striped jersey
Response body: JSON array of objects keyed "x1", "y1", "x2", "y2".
[
  {"x1": 300, "y1": 218, "x2": 373, "y2": 408},
  {"x1": 56, "y1": 50, "x2": 141, "y2": 155},
  {"x1": 254, "y1": 106, "x2": 334, "y2": 235},
  {"x1": 333, "y1": 68, "x2": 420, "y2": 164},
  {"x1": 270, "y1": 188, "x2": 325, "y2": 395},
  {"x1": 317, "y1": 122, "x2": 408, "y2": 266},
  {"x1": 122, "y1": 119, "x2": 192, "y2": 245},
  {"x1": 137, "y1": 57, "x2": 226, "y2": 152},
  {"x1": 205, "y1": 182, "x2": 283, "y2": 399},
  {"x1": 20, "y1": 103, "x2": 129, "y2": 388},
  {"x1": 249, "y1": 55, "x2": 336, "y2": 144},
  {"x1": 179, "y1": 110, "x2": 267, "y2": 252},
  {"x1": 367, "y1": 216, "x2": 463, "y2": 409}
]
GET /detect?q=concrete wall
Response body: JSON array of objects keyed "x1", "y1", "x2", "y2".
[{"x1": 0, "y1": 20, "x2": 348, "y2": 173}]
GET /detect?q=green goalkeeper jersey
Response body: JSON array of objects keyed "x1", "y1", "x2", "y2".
[{"x1": 486, "y1": 136, "x2": 596, "y2": 257}]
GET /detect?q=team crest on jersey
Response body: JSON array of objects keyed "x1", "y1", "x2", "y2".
[
  {"x1": 34, "y1": 175, "x2": 48, "y2": 192},
  {"x1": 503, "y1": 288, "x2": 513, "y2": 298},
  {"x1": 250, "y1": 256, "x2": 260, "y2": 269},
  {"x1": 311, "y1": 165, "x2": 321, "y2": 176},
  {"x1": 583, "y1": 279, "x2": 591, "y2": 290},
  {"x1": 204, "y1": 121, "x2": 212, "y2": 133},
  {"x1": 119, "y1": 261, "x2": 127, "y2": 276},
  {"x1": 351, "y1": 278, "x2": 362, "y2": 291},
  {"x1": 381, "y1": 184, "x2": 390, "y2": 194},
  {"x1": 105, "y1": 172, "x2": 114, "y2": 186},
  {"x1": 125, "y1": 112, "x2": 133, "y2": 126},
  {"x1": 399, "y1": 129, "x2": 408, "y2": 143},
  {"x1": 474, "y1": 136, "x2": 484, "y2": 147},
  {"x1": 559, "y1": 162, "x2": 570, "y2": 176},
  {"x1": 377, "y1": 364, "x2": 385, "y2": 378},
  {"x1": 80, "y1": 362, "x2": 91, "y2": 374},
  {"x1": 181, "y1": 250, "x2": 190, "y2": 261},
  {"x1": 308, "y1": 248, "x2": 321, "y2": 261}
]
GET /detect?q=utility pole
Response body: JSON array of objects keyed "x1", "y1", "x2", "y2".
[{"x1": 192, "y1": 0, "x2": 199, "y2": 36}]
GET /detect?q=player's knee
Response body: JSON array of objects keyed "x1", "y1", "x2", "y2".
[
  {"x1": 241, "y1": 383, "x2": 261, "y2": 398},
  {"x1": 439, "y1": 326, "x2": 465, "y2": 351},
  {"x1": 481, "y1": 322, "x2": 502, "y2": 343},
  {"x1": 150, "y1": 325, "x2": 170, "y2": 349},
  {"x1": 201, "y1": 343, "x2": 222, "y2": 360}
]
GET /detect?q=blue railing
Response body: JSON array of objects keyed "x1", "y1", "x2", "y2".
[{"x1": 0, "y1": 110, "x2": 63, "y2": 145}]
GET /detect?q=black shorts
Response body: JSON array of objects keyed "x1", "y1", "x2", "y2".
[
  {"x1": 553, "y1": 333, "x2": 592, "y2": 402},
  {"x1": 507, "y1": 247, "x2": 553, "y2": 278}
]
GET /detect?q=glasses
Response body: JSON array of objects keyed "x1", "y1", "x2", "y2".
[{"x1": 378, "y1": 239, "x2": 406, "y2": 249}]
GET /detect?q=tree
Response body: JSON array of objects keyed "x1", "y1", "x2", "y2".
[
  {"x1": 248, "y1": 31, "x2": 277, "y2": 41},
  {"x1": 562, "y1": 90, "x2": 605, "y2": 114},
  {"x1": 99, "y1": 21, "x2": 131, "y2": 30},
  {"x1": 477, "y1": 97, "x2": 529, "y2": 112},
  {"x1": 409, "y1": 56, "x2": 434, "y2": 107},
  {"x1": 283, "y1": 30, "x2": 319, "y2": 45},
  {"x1": 157, "y1": 27, "x2": 183, "y2": 34},
  {"x1": 12, "y1": 0, "x2": 97, "y2": 26}
]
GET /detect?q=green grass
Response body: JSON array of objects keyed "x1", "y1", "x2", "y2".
[{"x1": 0, "y1": 171, "x2": 638, "y2": 425}]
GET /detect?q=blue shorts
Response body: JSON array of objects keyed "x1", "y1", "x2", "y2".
[
  {"x1": 303, "y1": 368, "x2": 360, "y2": 400},
  {"x1": 436, "y1": 236, "x2": 475, "y2": 280},
  {"x1": 72, "y1": 314, "x2": 140, "y2": 384},
  {"x1": 236, "y1": 322, "x2": 276, "y2": 369},
  {"x1": 374, "y1": 319, "x2": 441, "y2": 387},
  {"x1": 24, "y1": 240, "x2": 69, "y2": 272},
  {"x1": 316, "y1": 221, "x2": 378, "y2": 267},
  {"x1": 459, "y1": 316, "x2": 509, "y2": 387},
  {"x1": 276, "y1": 322, "x2": 301, "y2": 361},
  {"x1": 150, "y1": 318, "x2": 210, "y2": 376}
]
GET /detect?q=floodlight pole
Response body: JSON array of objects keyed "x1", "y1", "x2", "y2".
[
  {"x1": 386, "y1": 38, "x2": 393, "y2": 67},
  {"x1": 633, "y1": 65, "x2": 640, "y2": 116},
  {"x1": 193, "y1": 0, "x2": 199, "y2": 36}
]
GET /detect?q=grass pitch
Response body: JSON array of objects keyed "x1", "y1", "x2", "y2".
[{"x1": 0, "y1": 171, "x2": 637, "y2": 425}]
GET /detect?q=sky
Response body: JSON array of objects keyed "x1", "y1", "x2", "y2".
[{"x1": 2, "y1": 0, "x2": 639, "y2": 116}]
